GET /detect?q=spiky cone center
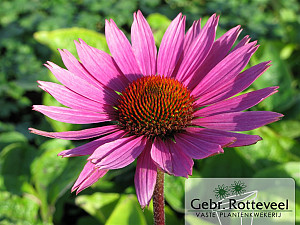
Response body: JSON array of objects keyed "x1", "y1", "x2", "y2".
[{"x1": 116, "y1": 75, "x2": 195, "y2": 138}]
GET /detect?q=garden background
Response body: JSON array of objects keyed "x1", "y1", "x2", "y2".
[{"x1": 0, "y1": 0, "x2": 299, "y2": 224}]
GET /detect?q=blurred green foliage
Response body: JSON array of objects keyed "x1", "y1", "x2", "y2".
[{"x1": 0, "y1": 0, "x2": 299, "y2": 224}]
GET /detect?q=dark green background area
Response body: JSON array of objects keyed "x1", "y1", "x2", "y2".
[{"x1": 0, "y1": 0, "x2": 299, "y2": 224}]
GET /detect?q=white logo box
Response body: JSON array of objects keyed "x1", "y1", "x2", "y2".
[{"x1": 185, "y1": 178, "x2": 295, "y2": 225}]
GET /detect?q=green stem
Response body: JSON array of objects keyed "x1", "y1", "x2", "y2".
[{"x1": 153, "y1": 169, "x2": 165, "y2": 225}]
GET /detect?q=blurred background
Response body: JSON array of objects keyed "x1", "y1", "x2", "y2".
[{"x1": 0, "y1": 0, "x2": 299, "y2": 224}]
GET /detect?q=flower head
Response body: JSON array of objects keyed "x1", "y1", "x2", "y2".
[{"x1": 30, "y1": 11, "x2": 283, "y2": 208}]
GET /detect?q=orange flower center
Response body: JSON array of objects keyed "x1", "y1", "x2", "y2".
[{"x1": 116, "y1": 75, "x2": 194, "y2": 137}]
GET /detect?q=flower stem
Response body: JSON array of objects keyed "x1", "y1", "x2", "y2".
[{"x1": 153, "y1": 169, "x2": 165, "y2": 225}]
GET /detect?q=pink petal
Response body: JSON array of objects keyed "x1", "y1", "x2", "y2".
[
  {"x1": 194, "y1": 61, "x2": 271, "y2": 106},
  {"x1": 231, "y1": 35, "x2": 251, "y2": 52},
  {"x1": 175, "y1": 14, "x2": 219, "y2": 82},
  {"x1": 151, "y1": 138, "x2": 193, "y2": 177},
  {"x1": 33, "y1": 105, "x2": 111, "y2": 124},
  {"x1": 185, "y1": 127, "x2": 262, "y2": 147},
  {"x1": 194, "y1": 86, "x2": 278, "y2": 117},
  {"x1": 134, "y1": 141, "x2": 157, "y2": 208},
  {"x1": 131, "y1": 10, "x2": 157, "y2": 76},
  {"x1": 38, "y1": 81, "x2": 114, "y2": 113},
  {"x1": 157, "y1": 13, "x2": 185, "y2": 77},
  {"x1": 183, "y1": 19, "x2": 201, "y2": 54},
  {"x1": 58, "y1": 130, "x2": 127, "y2": 157},
  {"x1": 45, "y1": 62, "x2": 118, "y2": 105},
  {"x1": 184, "y1": 25, "x2": 242, "y2": 88},
  {"x1": 58, "y1": 49, "x2": 106, "y2": 89},
  {"x1": 88, "y1": 136, "x2": 147, "y2": 170},
  {"x1": 105, "y1": 19, "x2": 141, "y2": 82},
  {"x1": 193, "y1": 111, "x2": 283, "y2": 131},
  {"x1": 174, "y1": 133, "x2": 224, "y2": 159},
  {"x1": 185, "y1": 127, "x2": 237, "y2": 147},
  {"x1": 224, "y1": 133, "x2": 262, "y2": 147},
  {"x1": 226, "y1": 133, "x2": 262, "y2": 147},
  {"x1": 75, "y1": 40, "x2": 129, "y2": 91},
  {"x1": 199, "y1": 129, "x2": 261, "y2": 147},
  {"x1": 191, "y1": 41, "x2": 258, "y2": 98},
  {"x1": 72, "y1": 161, "x2": 108, "y2": 194},
  {"x1": 75, "y1": 169, "x2": 108, "y2": 194},
  {"x1": 29, "y1": 125, "x2": 119, "y2": 140}
]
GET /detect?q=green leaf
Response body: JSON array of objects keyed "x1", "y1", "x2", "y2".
[
  {"x1": 106, "y1": 195, "x2": 147, "y2": 225},
  {"x1": 296, "y1": 189, "x2": 300, "y2": 223},
  {"x1": 254, "y1": 162, "x2": 300, "y2": 188},
  {"x1": 280, "y1": 8, "x2": 297, "y2": 22},
  {"x1": 199, "y1": 148, "x2": 255, "y2": 177},
  {"x1": 165, "y1": 175, "x2": 186, "y2": 212},
  {"x1": 0, "y1": 191, "x2": 42, "y2": 225},
  {"x1": 34, "y1": 27, "x2": 109, "y2": 57},
  {"x1": 48, "y1": 156, "x2": 86, "y2": 205},
  {"x1": 75, "y1": 193, "x2": 120, "y2": 224},
  {"x1": 30, "y1": 139, "x2": 71, "y2": 222},
  {"x1": 31, "y1": 139, "x2": 71, "y2": 187},
  {"x1": 251, "y1": 41, "x2": 296, "y2": 111},
  {"x1": 0, "y1": 143, "x2": 36, "y2": 195},
  {"x1": 280, "y1": 43, "x2": 296, "y2": 60},
  {"x1": 147, "y1": 13, "x2": 171, "y2": 46},
  {"x1": 270, "y1": 120, "x2": 300, "y2": 138},
  {"x1": 76, "y1": 216, "x2": 101, "y2": 225},
  {"x1": 0, "y1": 131, "x2": 27, "y2": 150},
  {"x1": 237, "y1": 127, "x2": 299, "y2": 170},
  {"x1": 143, "y1": 199, "x2": 182, "y2": 225}
]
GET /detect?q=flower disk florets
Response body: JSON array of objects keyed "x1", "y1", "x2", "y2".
[{"x1": 117, "y1": 75, "x2": 194, "y2": 138}]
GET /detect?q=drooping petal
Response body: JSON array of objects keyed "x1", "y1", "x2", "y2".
[
  {"x1": 75, "y1": 39, "x2": 129, "y2": 91},
  {"x1": 193, "y1": 111, "x2": 283, "y2": 131},
  {"x1": 58, "y1": 130, "x2": 127, "y2": 157},
  {"x1": 185, "y1": 127, "x2": 237, "y2": 147},
  {"x1": 131, "y1": 10, "x2": 157, "y2": 76},
  {"x1": 191, "y1": 41, "x2": 258, "y2": 98},
  {"x1": 184, "y1": 25, "x2": 242, "y2": 88},
  {"x1": 33, "y1": 105, "x2": 111, "y2": 124},
  {"x1": 134, "y1": 140, "x2": 157, "y2": 208},
  {"x1": 174, "y1": 133, "x2": 224, "y2": 159},
  {"x1": 29, "y1": 125, "x2": 119, "y2": 140},
  {"x1": 151, "y1": 138, "x2": 193, "y2": 177},
  {"x1": 188, "y1": 128, "x2": 262, "y2": 147},
  {"x1": 175, "y1": 14, "x2": 219, "y2": 82},
  {"x1": 224, "y1": 133, "x2": 262, "y2": 147},
  {"x1": 45, "y1": 62, "x2": 118, "y2": 105},
  {"x1": 88, "y1": 136, "x2": 147, "y2": 170},
  {"x1": 157, "y1": 13, "x2": 185, "y2": 77},
  {"x1": 58, "y1": 49, "x2": 105, "y2": 89},
  {"x1": 75, "y1": 169, "x2": 108, "y2": 194},
  {"x1": 72, "y1": 161, "x2": 108, "y2": 194},
  {"x1": 194, "y1": 86, "x2": 278, "y2": 117},
  {"x1": 38, "y1": 81, "x2": 114, "y2": 113},
  {"x1": 194, "y1": 61, "x2": 271, "y2": 106},
  {"x1": 105, "y1": 19, "x2": 141, "y2": 82}
]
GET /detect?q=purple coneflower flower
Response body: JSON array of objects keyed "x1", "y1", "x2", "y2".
[{"x1": 30, "y1": 11, "x2": 282, "y2": 208}]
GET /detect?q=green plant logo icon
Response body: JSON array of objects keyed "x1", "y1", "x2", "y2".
[
  {"x1": 213, "y1": 180, "x2": 248, "y2": 200},
  {"x1": 230, "y1": 180, "x2": 247, "y2": 196},
  {"x1": 213, "y1": 184, "x2": 230, "y2": 200}
]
